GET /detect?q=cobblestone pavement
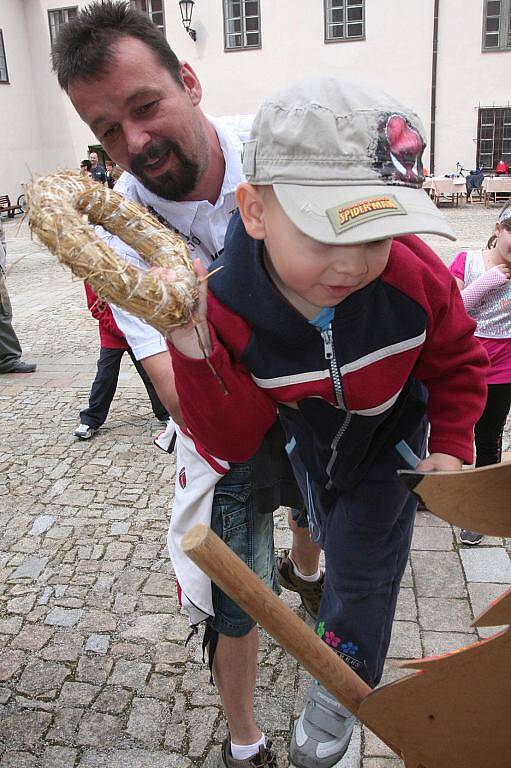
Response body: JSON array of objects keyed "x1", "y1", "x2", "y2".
[{"x1": 1, "y1": 204, "x2": 510, "y2": 768}]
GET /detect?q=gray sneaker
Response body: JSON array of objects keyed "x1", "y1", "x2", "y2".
[
  {"x1": 290, "y1": 681, "x2": 355, "y2": 768},
  {"x1": 221, "y1": 738, "x2": 276, "y2": 767}
]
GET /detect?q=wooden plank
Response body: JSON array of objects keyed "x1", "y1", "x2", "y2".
[
  {"x1": 359, "y1": 629, "x2": 511, "y2": 768},
  {"x1": 399, "y1": 461, "x2": 511, "y2": 536}
]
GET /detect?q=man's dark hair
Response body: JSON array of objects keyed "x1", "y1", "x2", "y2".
[
  {"x1": 52, "y1": 0, "x2": 183, "y2": 92},
  {"x1": 80, "y1": 159, "x2": 92, "y2": 170}
]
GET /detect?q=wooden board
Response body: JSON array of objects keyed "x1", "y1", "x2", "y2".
[
  {"x1": 358, "y1": 629, "x2": 511, "y2": 768},
  {"x1": 399, "y1": 461, "x2": 511, "y2": 536},
  {"x1": 473, "y1": 586, "x2": 511, "y2": 628}
]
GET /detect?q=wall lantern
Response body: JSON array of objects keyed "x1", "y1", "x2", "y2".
[{"x1": 179, "y1": 0, "x2": 196, "y2": 41}]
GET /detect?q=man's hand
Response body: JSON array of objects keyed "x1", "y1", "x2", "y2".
[
  {"x1": 151, "y1": 258, "x2": 211, "y2": 359},
  {"x1": 415, "y1": 453, "x2": 463, "y2": 473}
]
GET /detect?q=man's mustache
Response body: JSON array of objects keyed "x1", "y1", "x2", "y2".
[{"x1": 130, "y1": 139, "x2": 186, "y2": 176}]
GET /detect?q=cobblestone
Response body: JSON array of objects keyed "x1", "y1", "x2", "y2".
[{"x1": 1, "y1": 211, "x2": 510, "y2": 766}]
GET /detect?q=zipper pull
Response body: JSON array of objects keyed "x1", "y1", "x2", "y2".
[{"x1": 321, "y1": 328, "x2": 333, "y2": 360}]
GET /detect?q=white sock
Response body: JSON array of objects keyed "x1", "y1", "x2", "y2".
[
  {"x1": 289, "y1": 554, "x2": 321, "y2": 582},
  {"x1": 230, "y1": 734, "x2": 266, "y2": 761}
]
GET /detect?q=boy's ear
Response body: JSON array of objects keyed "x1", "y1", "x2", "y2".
[{"x1": 236, "y1": 183, "x2": 266, "y2": 240}]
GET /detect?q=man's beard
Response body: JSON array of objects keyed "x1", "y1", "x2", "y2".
[{"x1": 130, "y1": 138, "x2": 202, "y2": 201}]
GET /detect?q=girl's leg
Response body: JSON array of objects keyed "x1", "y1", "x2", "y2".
[
  {"x1": 461, "y1": 382, "x2": 511, "y2": 544},
  {"x1": 474, "y1": 383, "x2": 511, "y2": 467}
]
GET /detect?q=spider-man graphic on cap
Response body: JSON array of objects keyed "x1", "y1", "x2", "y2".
[{"x1": 375, "y1": 113, "x2": 425, "y2": 186}]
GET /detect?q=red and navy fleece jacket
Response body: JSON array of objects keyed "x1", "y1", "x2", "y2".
[
  {"x1": 84, "y1": 283, "x2": 128, "y2": 351},
  {"x1": 169, "y1": 214, "x2": 488, "y2": 494}
]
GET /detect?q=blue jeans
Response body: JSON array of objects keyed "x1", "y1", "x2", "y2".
[
  {"x1": 208, "y1": 461, "x2": 279, "y2": 637},
  {"x1": 287, "y1": 419, "x2": 427, "y2": 687}
]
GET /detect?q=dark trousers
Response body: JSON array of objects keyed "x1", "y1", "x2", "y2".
[
  {"x1": 474, "y1": 382, "x2": 511, "y2": 467},
  {"x1": 287, "y1": 419, "x2": 427, "y2": 688},
  {"x1": 0, "y1": 272, "x2": 22, "y2": 372},
  {"x1": 80, "y1": 347, "x2": 168, "y2": 427}
]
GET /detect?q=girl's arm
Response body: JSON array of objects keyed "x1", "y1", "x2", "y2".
[{"x1": 459, "y1": 265, "x2": 510, "y2": 310}]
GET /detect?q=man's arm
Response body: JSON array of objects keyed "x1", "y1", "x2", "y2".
[{"x1": 139, "y1": 351, "x2": 184, "y2": 426}]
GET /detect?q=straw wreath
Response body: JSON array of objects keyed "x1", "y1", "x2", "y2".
[{"x1": 25, "y1": 171, "x2": 198, "y2": 334}]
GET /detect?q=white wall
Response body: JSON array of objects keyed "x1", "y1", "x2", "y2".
[
  {"x1": 0, "y1": 0, "x2": 44, "y2": 200},
  {"x1": 178, "y1": 0, "x2": 435, "y2": 165},
  {"x1": 435, "y1": 0, "x2": 511, "y2": 174},
  {"x1": 1, "y1": 0, "x2": 511, "y2": 198}
]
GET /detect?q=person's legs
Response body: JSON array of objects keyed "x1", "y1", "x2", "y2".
[
  {"x1": 128, "y1": 347, "x2": 169, "y2": 422},
  {"x1": 0, "y1": 273, "x2": 22, "y2": 372},
  {"x1": 276, "y1": 507, "x2": 323, "y2": 620},
  {"x1": 289, "y1": 422, "x2": 426, "y2": 768},
  {"x1": 288, "y1": 510, "x2": 321, "y2": 576},
  {"x1": 461, "y1": 382, "x2": 511, "y2": 544},
  {"x1": 213, "y1": 628, "x2": 261, "y2": 744},
  {"x1": 207, "y1": 462, "x2": 278, "y2": 765},
  {"x1": 474, "y1": 383, "x2": 511, "y2": 467},
  {"x1": 79, "y1": 347, "x2": 123, "y2": 428}
]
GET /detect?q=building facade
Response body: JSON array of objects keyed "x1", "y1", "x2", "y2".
[{"x1": 0, "y1": 0, "x2": 510, "y2": 199}]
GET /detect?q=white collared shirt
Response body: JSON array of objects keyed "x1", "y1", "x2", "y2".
[{"x1": 106, "y1": 114, "x2": 253, "y2": 359}]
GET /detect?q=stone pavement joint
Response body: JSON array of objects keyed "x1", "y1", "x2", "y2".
[{"x1": 1, "y1": 210, "x2": 510, "y2": 767}]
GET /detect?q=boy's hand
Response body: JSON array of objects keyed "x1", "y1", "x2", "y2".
[
  {"x1": 415, "y1": 453, "x2": 463, "y2": 473},
  {"x1": 150, "y1": 258, "x2": 211, "y2": 359}
]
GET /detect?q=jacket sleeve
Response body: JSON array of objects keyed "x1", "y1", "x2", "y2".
[
  {"x1": 413, "y1": 268, "x2": 489, "y2": 464},
  {"x1": 84, "y1": 282, "x2": 126, "y2": 343},
  {"x1": 168, "y1": 293, "x2": 278, "y2": 462}
]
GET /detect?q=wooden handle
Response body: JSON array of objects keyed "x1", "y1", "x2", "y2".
[{"x1": 182, "y1": 524, "x2": 370, "y2": 711}]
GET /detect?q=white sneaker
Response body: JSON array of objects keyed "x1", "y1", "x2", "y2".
[{"x1": 74, "y1": 423, "x2": 98, "y2": 440}]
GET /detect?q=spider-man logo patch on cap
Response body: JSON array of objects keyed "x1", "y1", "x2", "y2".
[{"x1": 375, "y1": 113, "x2": 425, "y2": 187}]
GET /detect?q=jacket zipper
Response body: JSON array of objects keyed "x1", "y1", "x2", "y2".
[{"x1": 320, "y1": 323, "x2": 351, "y2": 490}]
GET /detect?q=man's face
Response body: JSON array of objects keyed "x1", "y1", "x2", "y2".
[
  {"x1": 68, "y1": 37, "x2": 209, "y2": 201},
  {"x1": 90, "y1": 152, "x2": 98, "y2": 165}
]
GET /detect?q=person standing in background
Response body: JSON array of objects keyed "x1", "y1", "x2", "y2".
[
  {"x1": 89, "y1": 150, "x2": 107, "y2": 184},
  {"x1": 0, "y1": 217, "x2": 37, "y2": 375}
]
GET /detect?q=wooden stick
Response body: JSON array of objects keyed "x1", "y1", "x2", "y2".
[{"x1": 181, "y1": 524, "x2": 403, "y2": 757}]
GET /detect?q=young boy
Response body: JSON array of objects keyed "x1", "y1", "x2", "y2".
[{"x1": 165, "y1": 76, "x2": 488, "y2": 768}]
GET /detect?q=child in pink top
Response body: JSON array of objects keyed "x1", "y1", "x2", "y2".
[{"x1": 450, "y1": 200, "x2": 511, "y2": 544}]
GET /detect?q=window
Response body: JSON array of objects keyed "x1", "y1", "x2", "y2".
[
  {"x1": 324, "y1": 0, "x2": 365, "y2": 42},
  {"x1": 477, "y1": 107, "x2": 511, "y2": 170},
  {"x1": 483, "y1": 0, "x2": 511, "y2": 50},
  {"x1": 0, "y1": 31, "x2": 8, "y2": 83},
  {"x1": 48, "y1": 7, "x2": 78, "y2": 48},
  {"x1": 132, "y1": 0, "x2": 166, "y2": 35},
  {"x1": 223, "y1": 0, "x2": 261, "y2": 51}
]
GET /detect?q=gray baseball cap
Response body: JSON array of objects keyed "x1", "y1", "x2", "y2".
[{"x1": 242, "y1": 76, "x2": 455, "y2": 244}]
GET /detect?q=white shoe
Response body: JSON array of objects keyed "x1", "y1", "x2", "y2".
[{"x1": 74, "y1": 423, "x2": 98, "y2": 440}]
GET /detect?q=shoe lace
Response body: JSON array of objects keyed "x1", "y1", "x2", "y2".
[{"x1": 252, "y1": 741, "x2": 276, "y2": 768}]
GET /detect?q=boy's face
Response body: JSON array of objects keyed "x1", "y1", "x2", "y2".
[{"x1": 258, "y1": 188, "x2": 392, "y2": 317}]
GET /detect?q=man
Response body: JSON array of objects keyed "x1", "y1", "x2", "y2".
[
  {"x1": 0, "y1": 217, "x2": 37, "y2": 375},
  {"x1": 52, "y1": 4, "x2": 321, "y2": 766},
  {"x1": 89, "y1": 150, "x2": 107, "y2": 184}
]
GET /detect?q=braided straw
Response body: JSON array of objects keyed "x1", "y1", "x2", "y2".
[{"x1": 25, "y1": 171, "x2": 198, "y2": 334}]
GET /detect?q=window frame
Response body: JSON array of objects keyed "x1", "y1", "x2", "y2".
[
  {"x1": 223, "y1": 0, "x2": 262, "y2": 52},
  {"x1": 0, "y1": 30, "x2": 9, "y2": 84},
  {"x1": 48, "y1": 6, "x2": 78, "y2": 49},
  {"x1": 476, "y1": 106, "x2": 511, "y2": 171},
  {"x1": 324, "y1": 0, "x2": 365, "y2": 44},
  {"x1": 132, "y1": 0, "x2": 166, "y2": 36},
  {"x1": 482, "y1": 0, "x2": 511, "y2": 51}
]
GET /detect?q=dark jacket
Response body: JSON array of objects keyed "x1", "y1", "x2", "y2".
[{"x1": 169, "y1": 214, "x2": 488, "y2": 493}]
